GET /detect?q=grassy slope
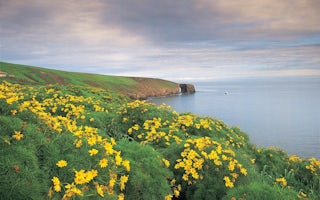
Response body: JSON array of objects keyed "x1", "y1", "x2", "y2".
[
  {"x1": 0, "y1": 61, "x2": 179, "y2": 99},
  {"x1": 1, "y1": 61, "x2": 319, "y2": 200}
]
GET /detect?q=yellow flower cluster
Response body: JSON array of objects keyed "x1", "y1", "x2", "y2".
[
  {"x1": 177, "y1": 115, "x2": 194, "y2": 127},
  {"x1": 275, "y1": 177, "x2": 287, "y2": 187},
  {"x1": 52, "y1": 176, "x2": 61, "y2": 192},
  {"x1": 0, "y1": 81, "x2": 22, "y2": 105},
  {"x1": 194, "y1": 118, "x2": 212, "y2": 130},
  {"x1": 126, "y1": 100, "x2": 153, "y2": 109},
  {"x1": 288, "y1": 155, "x2": 303, "y2": 163},
  {"x1": 288, "y1": 155, "x2": 320, "y2": 176},
  {"x1": 74, "y1": 169, "x2": 98, "y2": 184},
  {"x1": 174, "y1": 137, "x2": 247, "y2": 188},
  {"x1": 225, "y1": 131, "x2": 246, "y2": 149},
  {"x1": 306, "y1": 158, "x2": 320, "y2": 176},
  {"x1": 128, "y1": 117, "x2": 182, "y2": 146},
  {"x1": 297, "y1": 191, "x2": 307, "y2": 199},
  {"x1": 1, "y1": 82, "x2": 130, "y2": 199}
]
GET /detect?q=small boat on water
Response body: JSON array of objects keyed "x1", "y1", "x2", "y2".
[{"x1": 224, "y1": 91, "x2": 229, "y2": 95}]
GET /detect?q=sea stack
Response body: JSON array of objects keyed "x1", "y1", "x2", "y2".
[{"x1": 179, "y1": 84, "x2": 196, "y2": 94}]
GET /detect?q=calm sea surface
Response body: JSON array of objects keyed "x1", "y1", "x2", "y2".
[{"x1": 149, "y1": 77, "x2": 320, "y2": 158}]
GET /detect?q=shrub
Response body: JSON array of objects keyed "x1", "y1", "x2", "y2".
[
  {"x1": 116, "y1": 140, "x2": 172, "y2": 200},
  {"x1": 0, "y1": 144, "x2": 47, "y2": 200},
  {"x1": 223, "y1": 182, "x2": 297, "y2": 200}
]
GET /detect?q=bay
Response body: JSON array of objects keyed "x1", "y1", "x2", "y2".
[{"x1": 149, "y1": 77, "x2": 320, "y2": 158}]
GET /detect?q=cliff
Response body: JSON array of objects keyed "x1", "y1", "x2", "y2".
[
  {"x1": 179, "y1": 84, "x2": 196, "y2": 93},
  {"x1": 0, "y1": 61, "x2": 184, "y2": 100}
]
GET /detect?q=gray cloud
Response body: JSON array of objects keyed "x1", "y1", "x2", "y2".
[
  {"x1": 102, "y1": 0, "x2": 320, "y2": 43},
  {"x1": 1, "y1": 0, "x2": 320, "y2": 81}
]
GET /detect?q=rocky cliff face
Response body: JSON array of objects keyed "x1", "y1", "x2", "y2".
[
  {"x1": 126, "y1": 78, "x2": 181, "y2": 100},
  {"x1": 179, "y1": 84, "x2": 196, "y2": 94},
  {"x1": 125, "y1": 82, "x2": 196, "y2": 100}
]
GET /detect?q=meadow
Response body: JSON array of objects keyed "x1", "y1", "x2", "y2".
[
  {"x1": 0, "y1": 62, "x2": 179, "y2": 100},
  {"x1": 0, "y1": 80, "x2": 319, "y2": 200}
]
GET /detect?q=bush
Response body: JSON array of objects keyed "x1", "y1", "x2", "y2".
[
  {"x1": 223, "y1": 182, "x2": 297, "y2": 200},
  {"x1": 0, "y1": 144, "x2": 47, "y2": 200},
  {"x1": 116, "y1": 140, "x2": 172, "y2": 200},
  {"x1": 1, "y1": 81, "x2": 319, "y2": 200}
]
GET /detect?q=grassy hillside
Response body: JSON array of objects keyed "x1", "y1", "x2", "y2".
[
  {"x1": 0, "y1": 62, "x2": 319, "y2": 200},
  {"x1": 0, "y1": 62, "x2": 179, "y2": 99}
]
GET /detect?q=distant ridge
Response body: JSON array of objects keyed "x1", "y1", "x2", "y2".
[{"x1": 0, "y1": 61, "x2": 180, "y2": 99}]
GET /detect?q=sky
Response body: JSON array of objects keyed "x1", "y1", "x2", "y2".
[{"x1": 1, "y1": 0, "x2": 320, "y2": 82}]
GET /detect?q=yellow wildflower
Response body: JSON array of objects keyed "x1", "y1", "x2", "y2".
[
  {"x1": 104, "y1": 142, "x2": 114, "y2": 154},
  {"x1": 74, "y1": 139, "x2": 82, "y2": 148},
  {"x1": 52, "y1": 176, "x2": 61, "y2": 192},
  {"x1": 110, "y1": 138, "x2": 116, "y2": 145},
  {"x1": 74, "y1": 170, "x2": 87, "y2": 184},
  {"x1": 48, "y1": 187, "x2": 53, "y2": 198},
  {"x1": 12, "y1": 131, "x2": 24, "y2": 141},
  {"x1": 223, "y1": 176, "x2": 234, "y2": 188},
  {"x1": 162, "y1": 158, "x2": 170, "y2": 168},
  {"x1": 165, "y1": 194, "x2": 173, "y2": 200},
  {"x1": 115, "y1": 153, "x2": 122, "y2": 165},
  {"x1": 240, "y1": 168, "x2": 247, "y2": 176},
  {"x1": 86, "y1": 169, "x2": 98, "y2": 182},
  {"x1": 6, "y1": 96, "x2": 19, "y2": 104},
  {"x1": 56, "y1": 160, "x2": 68, "y2": 168},
  {"x1": 120, "y1": 175, "x2": 129, "y2": 191},
  {"x1": 96, "y1": 184, "x2": 104, "y2": 197},
  {"x1": 65, "y1": 183, "x2": 83, "y2": 197},
  {"x1": 174, "y1": 187, "x2": 180, "y2": 197},
  {"x1": 228, "y1": 160, "x2": 236, "y2": 171},
  {"x1": 87, "y1": 136, "x2": 97, "y2": 146},
  {"x1": 99, "y1": 158, "x2": 108, "y2": 168},
  {"x1": 109, "y1": 178, "x2": 116, "y2": 189},
  {"x1": 89, "y1": 148, "x2": 99, "y2": 156},
  {"x1": 118, "y1": 193, "x2": 125, "y2": 200},
  {"x1": 11, "y1": 110, "x2": 17, "y2": 115},
  {"x1": 122, "y1": 160, "x2": 130, "y2": 172},
  {"x1": 133, "y1": 124, "x2": 139, "y2": 130},
  {"x1": 297, "y1": 191, "x2": 307, "y2": 199},
  {"x1": 275, "y1": 177, "x2": 287, "y2": 187}
]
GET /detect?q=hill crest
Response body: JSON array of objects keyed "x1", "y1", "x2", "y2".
[{"x1": 0, "y1": 61, "x2": 181, "y2": 99}]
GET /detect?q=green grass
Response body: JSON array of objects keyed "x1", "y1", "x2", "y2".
[
  {"x1": 0, "y1": 61, "x2": 179, "y2": 99},
  {"x1": 1, "y1": 63, "x2": 319, "y2": 200},
  {"x1": 0, "y1": 61, "x2": 136, "y2": 86}
]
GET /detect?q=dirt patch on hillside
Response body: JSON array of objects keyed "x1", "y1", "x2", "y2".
[
  {"x1": 38, "y1": 71, "x2": 67, "y2": 85},
  {"x1": 123, "y1": 77, "x2": 180, "y2": 100}
]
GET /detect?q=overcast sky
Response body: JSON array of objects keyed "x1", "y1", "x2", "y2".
[{"x1": 1, "y1": 0, "x2": 320, "y2": 81}]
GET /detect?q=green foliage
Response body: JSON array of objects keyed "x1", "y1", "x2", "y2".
[
  {"x1": 1, "y1": 81, "x2": 319, "y2": 200},
  {"x1": 0, "y1": 61, "x2": 177, "y2": 97},
  {"x1": 0, "y1": 134, "x2": 47, "y2": 200},
  {"x1": 117, "y1": 140, "x2": 172, "y2": 200},
  {"x1": 254, "y1": 147, "x2": 288, "y2": 176},
  {"x1": 223, "y1": 182, "x2": 297, "y2": 200}
]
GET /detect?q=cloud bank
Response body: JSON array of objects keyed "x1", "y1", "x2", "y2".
[{"x1": 1, "y1": 0, "x2": 320, "y2": 81}]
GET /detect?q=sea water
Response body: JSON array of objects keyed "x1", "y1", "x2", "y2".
[{"x1": 149, "y1": 77, "x2": 320, "y2": 158}]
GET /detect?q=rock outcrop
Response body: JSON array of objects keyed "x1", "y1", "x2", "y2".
[
  {"x1": 126, "y1": 83, "x2": 196, "y2": 100},
  {"x1": 179, "y1": 84, "x2": 196, "y2": 94},
  {"x1": 126, "y1": 78, "x2": 181, "y2": 100}
]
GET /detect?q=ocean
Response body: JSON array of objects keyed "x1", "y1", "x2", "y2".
[{"x1": 149, "y1": 77, "x2": 320, "y2": 159}]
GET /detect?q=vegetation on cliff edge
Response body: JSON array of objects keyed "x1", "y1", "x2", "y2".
[
  {"x1": 1, "y1": 81, "x2": 319, "y2": 200},
  {"x1": 0, "y1": 62, "x2": 179, "y2": 99},
  {"x1": 0, "y1": 62, "x2": 319, "y2": 199}
]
